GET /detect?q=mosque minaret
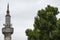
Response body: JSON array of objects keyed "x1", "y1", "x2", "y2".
[{"x1": 2, "y1": 4, "x2": 14, "y2": 40}]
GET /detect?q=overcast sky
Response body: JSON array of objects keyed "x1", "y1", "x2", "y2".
[{"x1": 0, "y1": 0, "x2": 60, "y2": 40}]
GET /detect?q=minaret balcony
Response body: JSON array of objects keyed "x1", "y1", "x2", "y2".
[{"x1": 2, "y1": 27, "x2": 13, "y2": 34}]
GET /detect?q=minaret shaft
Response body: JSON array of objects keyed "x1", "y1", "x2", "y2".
[
  {"x1": 4, "y1": 33, "x2": 11, "y2": 40},
  {"x1": 5, "y1": 16, "x2": 11, "y2": 25}
]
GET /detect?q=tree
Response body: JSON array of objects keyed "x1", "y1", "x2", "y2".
[{"x1": 25, "y1": 5, "x2": 60, "y2": 40}]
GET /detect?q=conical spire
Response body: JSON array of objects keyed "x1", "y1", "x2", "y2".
[
  {"x1": 7, "y1": 3, "x2": 9, "y2": 15},
  {"x1": 7, "y1": 3, "x2": 9, "y2": 11}
]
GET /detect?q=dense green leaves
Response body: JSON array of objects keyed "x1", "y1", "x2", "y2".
[{"x1": 25, "y1": 5, "x2": 60, "y2": 40}]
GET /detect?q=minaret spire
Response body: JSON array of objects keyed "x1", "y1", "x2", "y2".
[
  {"x1": 7, "y1": 3, "x2": 9, "y2": 11},
  {"x1": 7, "y1": 3, "x2": 9, "y2": 15}
]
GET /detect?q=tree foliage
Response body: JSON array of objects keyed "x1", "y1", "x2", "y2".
[{"x1": 25, "y1": 5, "x2": 60, "y2": 40}]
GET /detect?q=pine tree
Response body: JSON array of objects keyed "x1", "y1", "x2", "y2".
[{"x1": 25, "y1": 5, "x2": 60, "y2": 40}]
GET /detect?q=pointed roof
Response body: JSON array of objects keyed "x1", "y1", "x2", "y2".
[
  {"x1": 7, "y1": 3, "x2": 9, "y2": 11},
  {"x1": 6, "y1": 3, "x2": 10, "y2": 16},
  {"x1": 7, "y1": 3, "x2": 9, "y2": 15}
]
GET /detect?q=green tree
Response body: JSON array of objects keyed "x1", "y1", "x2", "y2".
[{"x1": 25, "y1": 5, "x2": 60, "y2": 40}]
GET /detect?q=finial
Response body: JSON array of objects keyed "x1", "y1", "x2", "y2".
[
  {"x1": 7, "y1": 3, "x2": 9, "y2": 14},
  {"x1": 7, "y1": 3, "x2": 9, "y2": 11}
]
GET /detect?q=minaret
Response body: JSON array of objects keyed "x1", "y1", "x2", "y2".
[{"x1": 2, "y1": 4, "x2": 14, "y2": 40}]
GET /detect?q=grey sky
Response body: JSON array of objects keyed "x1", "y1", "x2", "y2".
[{"x1": 0, "y1": 0, "x2": 60, "y2": 40}]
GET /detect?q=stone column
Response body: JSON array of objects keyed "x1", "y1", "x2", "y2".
[{"x1": 4, "y1": 33, "x2": 11, "y2": 40}]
